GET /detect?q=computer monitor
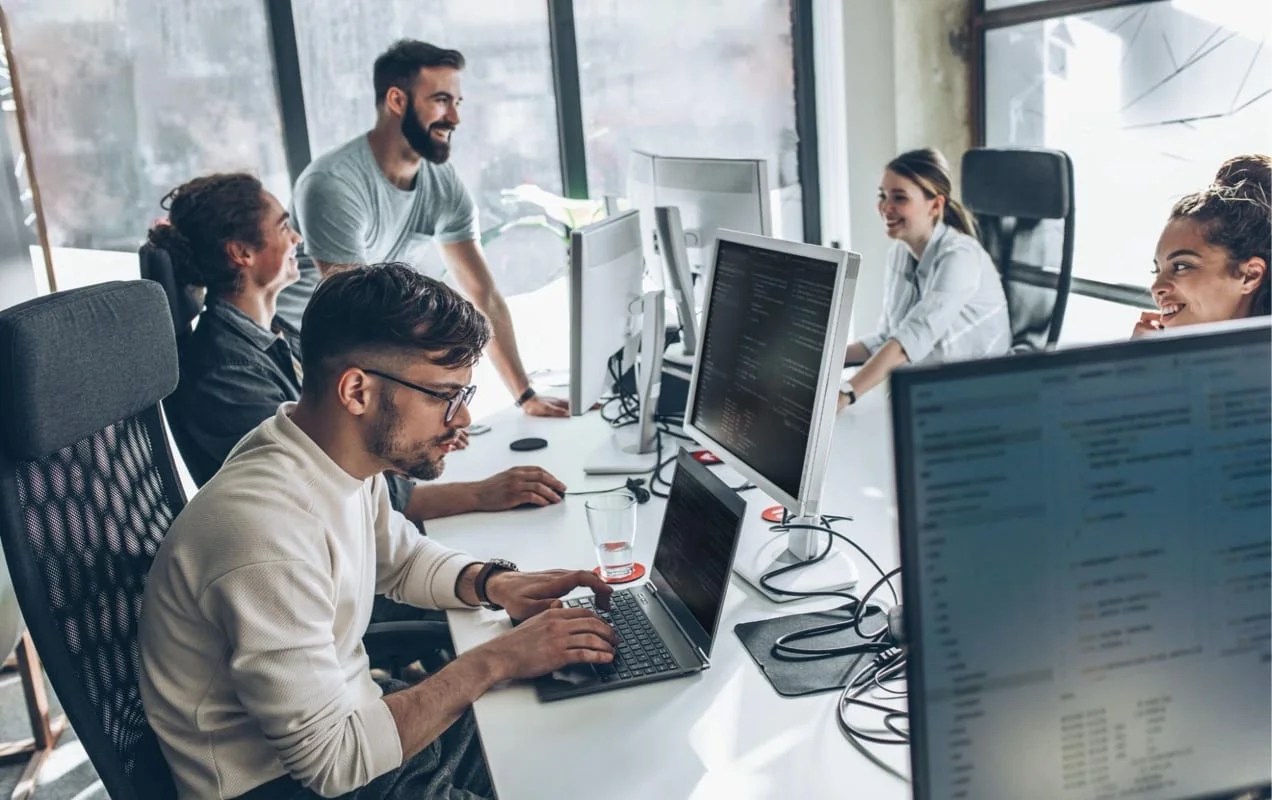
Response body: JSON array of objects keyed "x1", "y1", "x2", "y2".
[
  {"x1": 569, "y1": 209, "x2": 666, "y2": 474},
  {"x1": 568, "y1": 209, "x2": 644, "y2": 415},
  {"x1": 683, "y1": 229, "x2": 860, "y2": 601},
  {"x1": 892, "y1": 318, "x2": 1272, "y2": 800},
  {"x1": 628, "y1": 151, "x2": 771, "y2": 367}
]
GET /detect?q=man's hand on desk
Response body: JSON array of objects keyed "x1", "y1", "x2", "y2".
[
  {"x1": 473, "y1": 466, "x2": 566, "y2": 511},
  {"x1": 486, "y1": 568, "x2": 614, "y2": 621},
  {"x1": 471, "y1": 607, "x2": 617, "y2": 680},
  {"x1": 519, "y1": 393, "x2": 570, "y2": 418}
]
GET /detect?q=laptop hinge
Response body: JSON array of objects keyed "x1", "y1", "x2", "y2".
[{"x1": 647, "y1": 582, "x2": 709, "y2": 670}]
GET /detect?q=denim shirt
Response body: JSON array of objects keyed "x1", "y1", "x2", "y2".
[
  {"x1": 168, "y1": 299, "x2": 303, "y2": 487},
  {"x1": 168, "y1": 299, "x2": 413, "y2": 511}
]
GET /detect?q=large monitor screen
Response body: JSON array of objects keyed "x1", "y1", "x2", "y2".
[
  {"x1": 894, "y1": 323, "x2": 1272, "y2": 800},
  {"x1": 687, "y1": 237, "x2": 839, "y2": 501}
]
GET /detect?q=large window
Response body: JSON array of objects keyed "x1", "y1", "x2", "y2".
[
  {"x1": 574, "y1": 0, "x2": 804, "y2": 241},
  {"x1": 291, "y1": 0, "x2": 567, "y2": 293},
  {"x1": 981, "y1": 0, "x2": 1271, "y2": 290},
  {"x1": 3, "y1": 2, "x2": 815, "y2": 294},
  {"x1": 3, "y1": 0, "x2": 290, "y2": 265}
]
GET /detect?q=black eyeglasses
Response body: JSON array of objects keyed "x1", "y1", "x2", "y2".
[{"x1": 361, "y1": 368, "x2": 477, "y2": 423}]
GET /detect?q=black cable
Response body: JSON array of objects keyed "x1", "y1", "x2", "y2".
[
  {"x1": 883, "y1": 712, "x2": 909, "y2": 739},
  {"x1": 838, "y1": 663, "x2": 910, "y2": 747},
  {"x1": 599, "y1": 351, "x2": 640, "y2": 427},
  {"x1": 771, "y1": 566, "x2": 901, "y2": 658},
  {"x1": 563, "y1": 476, "x2": 651, "y2": 504},
  {"x1": 835, "y1": 647, "x2": 911, "y2": 784}
]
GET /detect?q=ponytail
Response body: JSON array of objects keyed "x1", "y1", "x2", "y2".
[
  {"x1": 146, "y1": 173, "x2": 267, "y2": 297},
  {"x1": 941, "y1": 196, "x2": 978, "y2": 239}
]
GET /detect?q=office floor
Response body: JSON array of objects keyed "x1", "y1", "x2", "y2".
[{"x1": 0, "y1": 663, "x2": 103, "y2": 800}]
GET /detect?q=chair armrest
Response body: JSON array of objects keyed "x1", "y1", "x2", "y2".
[{"x1": 363, "y1": 619, "x2": 455, "y2": 676}]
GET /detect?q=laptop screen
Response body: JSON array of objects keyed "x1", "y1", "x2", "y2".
[
  {"x1": 892, "y1": 322, "x2": 1272, "y2": 800},
  {"x1": 650, "y1": 449, "x2": 747, "y2": 656}
]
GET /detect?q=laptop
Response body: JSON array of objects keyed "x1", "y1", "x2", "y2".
[
  {"x1": 535, "y1": 448, "x2": 747, "y2": 701},
  {"x1": 892, "y1": 320, "x2": 1272, "y2": 800}
]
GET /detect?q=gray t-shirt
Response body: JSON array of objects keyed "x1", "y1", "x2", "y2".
[{"x1": 277, "y1": 134, "x2": 479, "y2": 329}]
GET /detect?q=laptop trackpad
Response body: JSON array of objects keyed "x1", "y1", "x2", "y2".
[{"x1": 545, "y1": 663, "x2": 600, "y2": 687}]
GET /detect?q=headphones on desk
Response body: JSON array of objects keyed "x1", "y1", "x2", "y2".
[{"x1": 564, "y1": 477, "x2": 652, "y2": 504}]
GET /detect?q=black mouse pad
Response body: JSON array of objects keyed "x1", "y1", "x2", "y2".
[{"x1": 734, "y1": 604, "x2": 886, "y2": 697}]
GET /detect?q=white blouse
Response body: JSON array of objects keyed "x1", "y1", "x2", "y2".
[{"x1": 860, "y1": 221, "x2": 1011, "y2": 364}]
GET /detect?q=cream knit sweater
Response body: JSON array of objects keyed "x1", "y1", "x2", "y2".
[{"x1": 139, "y1": 404, "x2": 476, "y2": 799}]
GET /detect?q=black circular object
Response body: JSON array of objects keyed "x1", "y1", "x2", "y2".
[{"x1": 509, "y1": 437, "x2": 548, "y2": 452}]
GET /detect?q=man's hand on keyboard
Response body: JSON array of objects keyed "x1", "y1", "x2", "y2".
[
  {"x1": 473, "y1": 607, "x2": 618, "y2": 680},
  {"x1": 486, "y1": 568, "x2": 614, "y2": 622}
]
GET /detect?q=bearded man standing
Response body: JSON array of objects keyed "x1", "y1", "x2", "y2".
[{"x1": 281, "y1": 39, "x2": 567, "y2": 418}]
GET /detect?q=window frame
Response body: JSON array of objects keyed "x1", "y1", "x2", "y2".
[
  {"x1": 265, "y1": 0, "x2": 822, "y2": 245},
  {"x1": 970, "y1": 0, "x2": 1161, "y2": 308}
]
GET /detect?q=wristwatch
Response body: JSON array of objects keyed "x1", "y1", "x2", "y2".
[
  {"x1": 474, "y1": 558, "x2": 518, "y2": 610},
  {"x1": 839, "y1": 380, "x2": 857, "y2": 406},
  {"x1": 514, "y1": 387, "x2": 536, "y2": 408}
]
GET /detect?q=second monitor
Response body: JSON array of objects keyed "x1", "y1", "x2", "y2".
[
  {"x1": 628, "y1": 152, "x2": 772, "y2": 368},
  {"x1": 684, "y1": 229, "x2": 861, "y2": 601},
  {"x1": 569, "y1": 208, "x2": 666, "y2": 474}
]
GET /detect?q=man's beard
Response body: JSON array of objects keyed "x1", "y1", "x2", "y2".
[
  {"x1": 369, "y1": 391, "x2": 456, "y2": 481},
  {"x1": 401, "y1": 100, "x2": 453, "y2": 165}
]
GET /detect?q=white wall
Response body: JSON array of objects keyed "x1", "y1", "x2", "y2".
[
  {"x1": 893, "y1": 0, "x2": 973, "y2": 189},
  {"x1": 817, "y1": 0, "x2": 897, "y2": 340},
  {"x1": 817, "y1": 0, "x2": 974, "y2": 341}
]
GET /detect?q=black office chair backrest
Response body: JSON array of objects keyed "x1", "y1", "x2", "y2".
[
  {"x1": 961, "y1": 147, "x2": 1076, "y2": 351},
  {"x1": 139, "y1": 242, "x2": 202, "y2": 340},
  {"x1": 0, "y1": 281, "x2": 182, "y2": 800}
]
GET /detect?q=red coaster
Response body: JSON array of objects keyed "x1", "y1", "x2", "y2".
[
  {"x1": 761, "y1": 505, "x2": 787, "y2": 523},
  {"x1": 592, "y1": 562, "x2": 646, "y2": 584},
  {"x1": 691, "y1": 449, "x2": 722, "y2": 465}
]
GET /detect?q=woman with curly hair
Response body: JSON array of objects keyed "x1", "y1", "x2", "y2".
[{"x1": 1134, "y1": 154, "x2": 1270, "y2": 336}]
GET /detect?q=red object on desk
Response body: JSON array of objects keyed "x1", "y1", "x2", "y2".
[
  {"x1": 592, "y1": 562, "x2": 646, "y2": 584},
  {"x1": 761, "y1": 505, "x2": 786, "y2": 523},
  {"x1": 691, "y1": 449, "x2": 722, "y2": 465}
]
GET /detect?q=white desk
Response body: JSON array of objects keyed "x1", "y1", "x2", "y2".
[{"x1": 428, "y1": 392, "x2": 909, "y2": 800}]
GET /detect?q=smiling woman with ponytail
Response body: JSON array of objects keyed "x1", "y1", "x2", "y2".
[{"x1": 838, "y1": 148, "x2": 1010, "y2": 409}]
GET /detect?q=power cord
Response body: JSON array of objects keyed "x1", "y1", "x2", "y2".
[
  {"x1": 770, "y1": 566, "x2": 901, "y2": 658},
  {"x1": 757, "y1": 515, "x2": 899, "y2": 658},
  {"x1": 564, "y1": 476, "x2": 652, "y2": 504},
  {"x1": 751, "y1": 513, "x2": 909, "y2": 778}
]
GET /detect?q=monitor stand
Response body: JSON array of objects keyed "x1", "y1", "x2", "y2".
[
  {"x1": 585, "y1": 290, "x2": 665, "y2": 476},
  {"x1": 583, "y1": 429, "x2": 661, "y2": 475},
  {"x1": 733, "y1": 514, "x2": 859, "y2": 603},
  {"x1": 662, "y1": 340, "x2": 694, "y2": 369}
]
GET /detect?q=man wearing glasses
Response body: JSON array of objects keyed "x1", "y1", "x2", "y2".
[
  {"x1": 140, "y1": 264, "x2": 617, "y2": 800},
  {"x1": 154, "y1": 173, "x2": 567, "y2": 520}
]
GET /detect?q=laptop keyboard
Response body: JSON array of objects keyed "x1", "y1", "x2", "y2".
[{"x1": 564, "y1": 592, "x2": 679, "y2": 682}]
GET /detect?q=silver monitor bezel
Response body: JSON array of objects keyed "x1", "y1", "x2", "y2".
[
  {"x1": 568, "y1": 208, "x2": 644, "y2": 416},
  {"x1": 682, "y1": 228, "x2": 861, "y2": 515}
]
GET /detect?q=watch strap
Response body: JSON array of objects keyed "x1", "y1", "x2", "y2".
[{"x1": 474, "y1": 559, "x2": 517, "y2": 610}]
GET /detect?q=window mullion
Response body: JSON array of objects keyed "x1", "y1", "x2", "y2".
[{"x1": 547, "y1": 0, "x2": 589, "y2": 200}]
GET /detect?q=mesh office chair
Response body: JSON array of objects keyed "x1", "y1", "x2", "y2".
[
  {"x1": 961, "y1": 148, "x2": 1076, "y2": 351},
  {"x1": 0, "y1": 281, "x2": 451, "y2": 798},
  {"x1": 138, "y1": 242, "x2": 205, "y2": 478},
  {"x1": 0, "y1": 281, "x2": 181, "y2": 799},
  {"x1": 138, "y1": 242, "x2": 202, "y2": 341}
]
